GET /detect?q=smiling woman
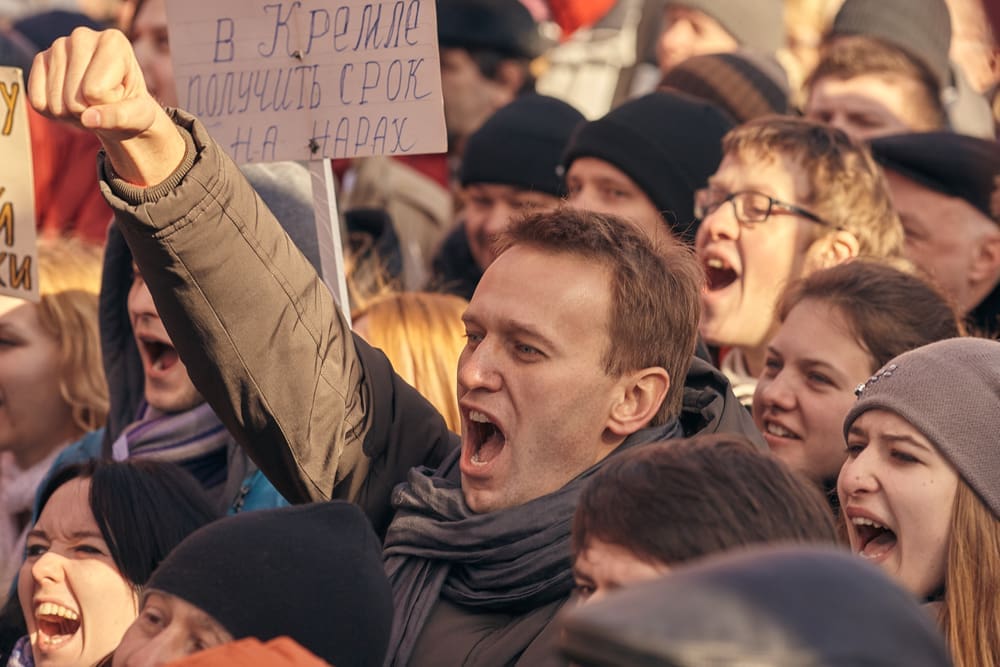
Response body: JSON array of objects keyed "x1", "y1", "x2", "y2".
[
  {"x1": 752, "y1": 260, "x2": 961, "y2": 499},
  {"x1": 11, "y1": 460, "x2": 216, "y2": 667},
  {"x1": 839, "y1": 337, "x2": 1000, "y2": 667}
]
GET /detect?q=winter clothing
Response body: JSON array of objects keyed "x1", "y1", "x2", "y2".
[
  {"x1": 563, "y1": 91, "x2": 733, "y2": 243},
  {"x1": 148, "y1": 502, "x2": 392, "y2": 667},
  {"x1": 428, "y1": 224, "x2": 481, "y2": 301},
  {"x1": 437, "y1": 0, "x2": 546, "y2": 59},
  {"x1": 99, "y1": 109, "x2": 764, "y2": 666},
  {"x1": 560, "y1": 546, "x2": 952, "y2": 666},
  {"x1": 461, "y1": 94, "x2": 584, "y2": 196},
  {"x1": 870, "y1": 132, "x2": 1000, "y2": 336},
  {"x1": 659, "y1": 50, "x2": 790, "y2": 123},
  {"x1": 870, "y1": 132, "x2": 1000, "y2": 223},
  {"x1": 846, "y1": 337, "x2": 1000, "y2": 518},
  {"x1": 163, "y1": 638, "x2": 331, "y2": 667},
  {"x1": 0, "y1": 447, "x2": 64, "y2": 597},
  {"x1": 832, "y1": 0, "x2": 952, "y2": 91},
  {"x1": 667, "y1": 0, "x2": 785, "y2": 54}
]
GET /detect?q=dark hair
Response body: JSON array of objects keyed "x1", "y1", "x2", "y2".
[
  {"x1": 495, "y1": 206, "x2": 703, "y2": 422},
  {"x1": 777, "y1": 260, "x2": 964, "y2": 371},
  {"x1": 35, "y1": 460, "x2": 218, "y2": 592},
  {"x1": 572, "y1": 434, "x2": 837, "y2": 564}
]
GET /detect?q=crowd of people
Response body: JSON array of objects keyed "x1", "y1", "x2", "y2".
[{"x1": 0, "y1": 0, "x2": 999, "y2": 665}]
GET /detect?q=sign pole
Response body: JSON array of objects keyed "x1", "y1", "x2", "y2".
[{"x1": 309, "y1": 159, "x2": 352, "y2": 326}]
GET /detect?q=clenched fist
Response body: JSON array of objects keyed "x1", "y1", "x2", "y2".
[{"x1": 28, "y1": 27, "x2": 186, "y2": 186}]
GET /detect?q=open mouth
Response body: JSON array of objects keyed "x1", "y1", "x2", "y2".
[
  {"x1": 467, "y1": 410, "x2": 506, "y2": 466},
  {"x1": 852, "y1": 517, "x2": 897, "y2": 560},
  {"x1": 704, "y1": 257, "x2": 738, "y2": 291},
  {"x1": 35, "y1": 602, "x2": 80, "y2": 650},
  {"x1": 138, "y1": 335, "x2": 181, "y2": 373},
  {"x1": 764, "y1": 421, "x2": 800, "y2": 440}
]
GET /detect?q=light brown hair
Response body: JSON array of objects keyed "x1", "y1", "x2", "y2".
[
  {"x1": 941, "y1": 481, "x2": 1000, "y2": 667},
  {"x1": 722, "y1": 116, "x2": 905, "y2": 261},
  {"x1": 807, "y1": 35, "x2": 947, "y2": 131},
  {"x1": 35, "y1": 236, "x2": 108, "y2": 434},
  {"x1": 777, "y1": 260, "x2": 963, "y2": 372},
  {"x1": 496, "y1": 206, "x2": 703, "y2": 423},
  {"x1": 352, "y1": 291, "x2": 468, "y2": 433}
]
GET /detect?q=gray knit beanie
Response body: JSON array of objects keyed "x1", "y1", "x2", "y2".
[
  {"x1": 670, "y1": 0, "x2": 785, "y2": 54},
  {"x1": 844, "y1": 337, "x2": 1000, "y2": 518},
  {"x1": 831, "y1": 0, "x2": 952, "y2": 90}
]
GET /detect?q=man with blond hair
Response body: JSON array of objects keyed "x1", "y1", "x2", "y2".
[{"x1": 694, "y1": 116, "x2": 905, "y2": 404}]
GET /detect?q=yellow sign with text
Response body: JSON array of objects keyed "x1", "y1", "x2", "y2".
[{"x1": 0, "y1": 67, "x2": 38, "y2": 301}]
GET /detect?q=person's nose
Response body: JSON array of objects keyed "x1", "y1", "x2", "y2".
[{"x1": 457, "y1": 336, "x2": 503, "y2": 395}]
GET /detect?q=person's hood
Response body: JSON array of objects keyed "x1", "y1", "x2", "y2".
[
  {"x1": 681, "y1": 355, "x2": 765, "y2": 449},
  {"x1": 560, "y1": 545, "x2": 952, "y2": 667}
]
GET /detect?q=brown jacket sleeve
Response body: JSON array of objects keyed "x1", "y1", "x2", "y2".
[{"x1": 100, "y1": 110, "x2": 455, "y2": 531}]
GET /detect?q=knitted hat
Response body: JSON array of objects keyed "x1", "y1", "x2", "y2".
[
  {"x1": 670, "y1": 0, "x2": 785, "y2": 54},
  {"x1": 437, "y1": 0, "x2": 546, "y2": 59},
  {"x1": 845, "y1": 337, "x2": 1000, "y2": 518},
  {"x1": 831, "y1": 0, "x2": 952, "y2": 90},
  {"x1": 561, "y1": 545, "x2": 951, "y2": 666},
  {"x1": 870, "y1": 132, "x2": 1000, "y2": 223},
  {"x1": 460, "y1": 94, "x2": 585, "y2": 196},
  {"x1": 563, "y1": 91, "x2": 734, "y2": 242},
  {"x1": 659, "y1": 50, "x2": 790, "y2": 124},
  {"x1": 147, "y1": 502, "x2": 393, "y2": 667}
]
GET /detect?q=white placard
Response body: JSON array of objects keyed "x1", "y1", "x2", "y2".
[
  {"x1": 165, "y1": 0, "x2": 447, "y2": 164},
  {"x1": 0, "y1": 67, "x2": 38, "y2": 302}
]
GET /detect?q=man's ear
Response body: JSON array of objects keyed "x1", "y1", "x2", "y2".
[
  {"x1": 969, "y1": 230, "x2": 1000, "y2": 285},
  {"x1": 493, "y1": 59, "x2": 528, "y2": 98},
  {"x1": 808, "y1": 230, "x2": 860, "y2": 270},
  {"x1": 607, "y1": 368, "x2": 671, "y2": 437}
]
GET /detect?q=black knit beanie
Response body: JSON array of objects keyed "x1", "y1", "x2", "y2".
[
  {"x1": 460, "y1": 94, "x2": 585, "y2": 196},
  {"x1": 846, "y1": 338, "x2": 1000, "y2": 519},
  {"x1": 831, "y1": 0, "x2": 952, "y2": 90},
  {"x1": 437, "y1": 0, "x2": 545, "y2": 59},
  {"x1": 671, "y1": 0, "x2": 785, "y2": 53},
  {"x1": 563, "y1": 91, "x2": 734, "y2": 242},
  {"x1": 870, "y1": 131, "x2": 1000, "y2": 222},
  {"x1": 147, "y1": 502, "x2": 393, "y2": 667},
  {"x1": 660, "y1": 50, "x2": 790, "y2": 124}
]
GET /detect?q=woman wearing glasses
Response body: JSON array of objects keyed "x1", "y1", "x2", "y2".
[{"x1": 693, "y1": 116, "x2": 905, "y2": 405}]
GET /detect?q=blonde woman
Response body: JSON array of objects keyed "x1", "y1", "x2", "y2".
[
  {"x1": 0, "y1": 236, "x2": 107, "y2": 594},
  {"x1": 353, "y1": 292, "x2": 468, "y2": 433}
]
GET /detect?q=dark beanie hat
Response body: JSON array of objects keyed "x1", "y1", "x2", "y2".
[
  {"x1": 671, "y1": 0, "x2": 785, "y2": 54},
  {"x1": 460, "y1": 94, "x2": 584, "y2": 196},
  {"x1": 659, "y1": 50, "x2": 790, "y2": 124},
  {"x1": 563, "y1": 91, "x2": 734, "y2": 242},
  {"x1": 831, "y1": 0, "x2": 952, "y2": 90},
  {"x1": 437, "y1": 0, "x2": 545, "y2": 59},
  {"x1": 147, "y1": 502, "x2": 393, "y2": 667},
  {"x1": 561, "y1": 546, "x2": 952, "y2": 666},
  {"x1": 870, "y1": 131, "x2": 1000, "y2": 222},
  {"x1": 846, "y1": 338, "x2": 1000, "y2": 518}
]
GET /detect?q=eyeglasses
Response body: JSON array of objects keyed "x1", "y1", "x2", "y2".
[{"x1": 694, "y1": 188, "x2": 841, "y2": 230}]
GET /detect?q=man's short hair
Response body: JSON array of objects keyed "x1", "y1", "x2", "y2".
[
  {"x1": 807, "y1": 35, "x2": 947, "y2": 131},
  {"x1": 495, "y1": 207, "x2": 703, "y2": 423},
  {"x1": 722, "y1": 116, "x2": 905, "y2": 260},
  {"x1": 572, "y1": 434, "x2": 837, "y2": 564}
]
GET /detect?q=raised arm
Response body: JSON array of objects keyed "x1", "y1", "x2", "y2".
[{"x1": 28, "y1": 29, "x2": 455, "y2": 531}]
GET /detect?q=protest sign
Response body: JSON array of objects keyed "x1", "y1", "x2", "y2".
[
  {"x1": 164, "y1": 0, "x2": 447, "y2": 164},
  {"x1": 0, "y1": 67, "x2": 38, "y2": 302}
]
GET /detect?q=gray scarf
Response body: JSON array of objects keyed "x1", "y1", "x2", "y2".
[{"x1": 381, "y1": 419, "x2": 682, "y2": 666}]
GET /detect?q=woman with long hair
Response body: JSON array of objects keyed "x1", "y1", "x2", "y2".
[{"x1": 840, "y1": 337, "x2": 1000, "y2": 667}]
